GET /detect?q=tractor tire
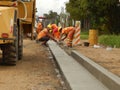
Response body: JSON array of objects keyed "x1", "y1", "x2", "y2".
[{"x1": 3, "y1": 44, "x2": 17, "y2": 66}]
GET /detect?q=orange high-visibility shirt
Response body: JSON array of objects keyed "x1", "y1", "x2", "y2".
[
  {"x1": 37, "y1": 23, "x2": 42, "y2": 33},
  {"x1": 62, "y1": 27, "x2": 74, "y2": 34},
  {"x1": 52, "y1": 28, "x2": 61, "y2": 40},
  {"x1": 51, "y1": 24, "x2": 60, "y2": 40},
  {"x1": 53, "y1": 30, "x2": 60, "y2": 40},
  {"x1": 37, "y1": 28, "x2": 48, "y2": 39},
  {"x1": 51, "y1": 24, "x2": 58, "y2": 29}
]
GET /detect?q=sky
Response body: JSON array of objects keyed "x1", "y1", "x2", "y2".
[{"x1": 36, "y1": 0, "x2": 69, "y2": 16}]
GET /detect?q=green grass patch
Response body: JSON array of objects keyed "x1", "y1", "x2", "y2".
[
  {"x1": 99, "y1": 35, "x2": 120, "y2": 48},
  {"x1": 80, "y1": 31, "x2": 89, "y2": 40},
  {"x1": 80, "y1": 31, "x2": 120, "y2": 48}
]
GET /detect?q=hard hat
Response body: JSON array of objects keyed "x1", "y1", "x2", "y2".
[{"x1": 47, "y1": 24, "x2": 52, "y2": 29}]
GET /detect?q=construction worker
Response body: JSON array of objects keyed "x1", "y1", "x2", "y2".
[
  {"x1": 36, "y1": 22, "x2": 43, "y2": 34},
  {"x1": 47, "y1": 24, "x2": 62, "y2": 41},
  {"x1": 52, "y1": 27, "x2": 62, "y2": 41},
  {"x1": 48, "y1": 24, "x2": 58, "y2": 33},
  {"x1": 60, "y1": 26, "x2": 75, "y2": 47},
  {"x1": 47, "y1": 24, "x2": 58, "y2": 31},
  {"x1": 36, "y1": 25, "x2": 57, "y2": 47}
]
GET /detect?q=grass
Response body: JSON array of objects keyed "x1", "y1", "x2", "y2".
[
  {"x1": 80, "y1": 31, "x2": 89, "y2": 40},
  {"x1": 80, "y1": 31, "x2": 120, "y2": 48},
  {"x1": 98, "y1": 35, "x2": 120, "y2": 48}
]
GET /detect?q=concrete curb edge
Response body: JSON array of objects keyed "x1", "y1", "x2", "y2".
[{"x1": 71, "y1": 50, "x2": 120, "y2": 90}]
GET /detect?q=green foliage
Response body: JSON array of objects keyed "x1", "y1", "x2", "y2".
[
  {"x1": 66, "y1": 0, "x2": 89, "y2": 20},
  {"x1": 66, "y1": 1, "x2": 79, "y2": 19},
  {"x1": 99, "y1": 35, "x2": 120, "y2": 48},
  {"x1": 43, "y1": 10, "x2": 60, "y2": 24},
  {"x1": 66, "y1": 0, "x2": 120, "y2": 34},
  {"x1": 80, "y1": 31, "x2": 120, "y2": 48},
  {"x1": 43, "y1": 10, "x2": 59, "y2": 19},
  {"x1": 99, "y1": 24, "x2": 110, "y2": 35},
  {"x1": 80, "y1": 31, "x2": 89, "y2": 40}
]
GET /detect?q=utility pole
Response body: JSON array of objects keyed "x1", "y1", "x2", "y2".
[{"x1": 60, "y1": 7, "x2": 66, "y2": 28}]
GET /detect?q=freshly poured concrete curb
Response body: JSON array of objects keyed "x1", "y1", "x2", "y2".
[
  {"x1": 71, "y1": 51, "x2": 120, "y2": 90},
  {"x1": 48, "y1": 41, "x2": 109, "y2": 90}
]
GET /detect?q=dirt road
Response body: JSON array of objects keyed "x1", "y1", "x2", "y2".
[
  {"x1": 74, "y1": 40, "x2": 120, "y2": 77},
  {"x1": 0, "y1": 39, "x2": 63, "y2": 90}
]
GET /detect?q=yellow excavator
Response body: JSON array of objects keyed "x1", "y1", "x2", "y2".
[{"x1": 0, "y1": 0, "x2": 36, "y2": 65}]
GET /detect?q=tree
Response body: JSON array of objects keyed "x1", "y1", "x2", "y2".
[
  {"x1": 43, "y1": 10, "x2": 58, "y2": 19},
  {"x1": 66, "y1": 0, "x2": 89, "y2": 20},
  {"x1": 66, "y1": 0, "x2": 120, "y2": 34},
  {"x1": 43, "y1": 10, "x2": 60, "y2": 25}
]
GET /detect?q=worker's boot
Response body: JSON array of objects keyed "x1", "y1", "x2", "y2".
[
  {"x1": 41, "y1": 41, "x2": 48, "y2": 47},
  {"x1": 36, "y1": 39, "x2": 39, "y2": 43}
]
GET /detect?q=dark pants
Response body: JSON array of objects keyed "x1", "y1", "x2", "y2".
[{"x1": 39, "y1": 36, "x2": 50, "y2": 42}]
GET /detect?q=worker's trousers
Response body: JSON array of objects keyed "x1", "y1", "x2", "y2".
[{"x1": 66, "y1": 29, "x2": 75, "y2": 47}]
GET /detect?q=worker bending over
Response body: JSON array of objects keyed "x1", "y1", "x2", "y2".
[
  {"x1": 60, "y1": 26, "x2": 75, "y2": 47},
  {"x1": 48, "y1": 24, "x2": 62, "y2": 41},
  {"x1": 52, "y1": 26, "x2": 62, "y2": 41},
  {"x1": 36, "y1": 26, "x2": 57, "y2": 47}
]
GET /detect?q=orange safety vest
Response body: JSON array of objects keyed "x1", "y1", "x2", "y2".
[
  {"x1": 36, "y1": 23, "x2": 42, "y2": 34},
  {"x1": 51, "y1": 24, "x2": 58, "y2": 30},
  {"x1": 62, "y1": 26, "x2": 74, "y2": 34},
  {"x1": 53, "y1": 28, "x2": 60, "y2": 40},
  {"x1": 51, "y1": 24, "x2": 60, "y2": 40},
  {"x1": 62, "y1": 26, "x2": 75, "y2": 47},
  {"x1": 37, "y1": 28, "x2": 48, "y2": 40}
]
